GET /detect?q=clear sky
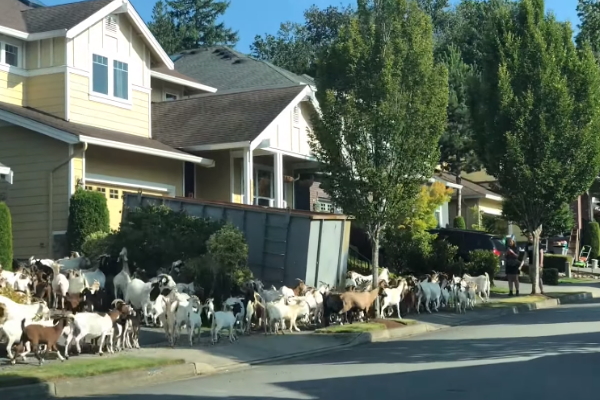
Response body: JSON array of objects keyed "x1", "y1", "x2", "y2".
[{"x1": 43, "y1": 0, "x2": 581, "y2": 54}]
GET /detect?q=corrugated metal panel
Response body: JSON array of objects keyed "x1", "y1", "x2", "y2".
[{"x1": 123, "y1": 194, "x2": 352, "y2": 288}]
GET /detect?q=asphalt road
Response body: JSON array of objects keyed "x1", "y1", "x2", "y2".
[{"x1": 68, "y1": 298, "x2": 600, "y2": 400}]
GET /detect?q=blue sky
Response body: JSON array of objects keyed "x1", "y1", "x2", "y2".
[{"x1": 44, "y1": 0, "x2": 581, "y2": 54}]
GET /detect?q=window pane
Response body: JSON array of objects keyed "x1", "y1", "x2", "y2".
[
  {"x1": 92, "y1": 54, "x2": 108, "y2": 95},
  {"x1": 165, "y1": 93, "x2": 178, "y2": 101},
  {"x1": 5, "y1": 44, "x2": 18, "y2": 67},
  {"x1": 113, "y1": 60, "x2": 128, "y2": 100}
]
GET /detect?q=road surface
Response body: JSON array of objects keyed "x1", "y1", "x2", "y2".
[{"x1": 71, "y1": 299, "x2": 600, "y2": 400}]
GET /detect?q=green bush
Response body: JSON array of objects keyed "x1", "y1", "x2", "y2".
[
  {"x1": 67, "y1": 188, "x2": 109, "y2": 253},
  {"x1": 81, "y1": 231, "x2": 115, "y2": 260},
  {"x1": 465, "y1": 249, "x2": 500, "y2": 282},
  {"x1": 453, "y1": 216, "x2": 466, "y2": 229},
  {"x1": 382, "y1": 228, "x2": 434, "y2": 274},
  {"x1": 588, "y1": 221, "x2": 600, "y2": 259},
  {"x1": 542, "y1": 268, "x2": 559, "y2": 285},
  {"x1": 111, "y1": 205, "x2": 223, "y2": 276},
  {"x1": 0, "y1": 202, "x2": 12, "y2": 271},
  {"x1": 544, "y1": 254, "x2": 572, "y2": 273}
]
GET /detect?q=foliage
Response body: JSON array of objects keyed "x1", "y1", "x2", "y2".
[
  {"x1": 181, "y1": 224, "x2": 251, "y2": 305},
  {"x1": 542, "y1": 268, "x2": 559, "y2": 286},
  {"x1": 309, "y1": 0, "x2": 448, "y2": 282},
  {"x1": 576, "y1": 0, "x2": 600, "y2": 57},
  {"x1": 66, "y1": 188, "x2": 109, "y2": 254},
  {"x1": 453, "y1": 216, "x2": 466, "y2": 229},
  {"x1": 586, "y1": 221, "x2": 600, "y2": 259},
  {"x1": 383, "y1": 228, "x2": 434, "y2": 274},
  {"x1": 469, "y1": 0, "x2": 600, "y2": 293},
  {"x1": 81, "y1": 231, "x2": 114, "y2": 261},
  {"x1": 250, "y1": 5, "x2": 355, "y2": 76},
  {"x1": 0, "y1": 286, "x2": 27, "y2": 304},
  {"x1": 148, "y1": 0, "x2": 238, "y2": 55},
  {"x1": 0, "y1": 202, "x2": 12, "y2": 271},
  {"x1": 468, "y1": 206, "x2": 484, "y2": 231},
  {"x1": 465, "y1": 249, "x2": 500, "y2": 281},
  {"x1": 111, "y1": 205, "x2": 223, "y2": 276},
  {"x1": 402, "y1": 182, "x2": 453, "y2": 230},
  {"x1": 482, "y1": 214, "x2": 508, "y2": 235},
  {"x1": 543, "y1": 254, "x2": 572, "y2": 273}
]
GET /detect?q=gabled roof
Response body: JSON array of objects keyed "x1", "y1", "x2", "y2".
[
  {"x1": 0, "y1": 0, "x2": 112, "y2": 33},
  {"x1": 172, "y1": 46, "x2": 315, "y2": 91},
  {"x1": 0, "y1": 101, "x2": 214, "y2": 167},
  {"x1": 152, "y1": 85, "x2": 308, "y2": 149},
  {"x1": 151, "y1": 66, "x2": 217, "y2": 93},
  {"x1": 438, "y1": 172, "x2": 503, "y2": 201}
]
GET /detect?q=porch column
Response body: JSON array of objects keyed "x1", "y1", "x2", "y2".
[
  {"x1": 243, "y1": 147, "x2": 253, "y2": 205},
  {"x1": 274, "y1": 152, "x2": 284, "y2": 208}
]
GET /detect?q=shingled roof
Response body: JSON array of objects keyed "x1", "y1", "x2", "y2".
[
  {"x1": 437, "y1": 172, "x2": 502, "y2": 200},
  {"x1": 172, "y1": 46, "x2": 315, "y2": 91},
  {"x1": 0, "y1": 0, "x2": 113, "y2": 33},
  {"x1": 152, "y1": 85, "x2": 308, "y2": 148}
]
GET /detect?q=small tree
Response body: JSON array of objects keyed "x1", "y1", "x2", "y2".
[
  {"x1": 310, "y1": 0, "x2": 447, "y2": 310},
  {"x1": 402, "y1": 182, "x2": 453, "y2": 231},
  {"x1": 66, "y1": 188, "x2": 110, "y2": 253},
  {"x1": 0, "y1": 202, "x2": 13, "y2": 270},
  {"x1": 470, "y1": 0, "x2": 600, "y2": 293},
  {"x1": 453, "y1": 216, "x2": 466, "y2": 229}
]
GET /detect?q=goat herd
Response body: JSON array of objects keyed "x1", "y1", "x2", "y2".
[{"x1": 0, "y1": 246, "x2": 492, "y2": 367}]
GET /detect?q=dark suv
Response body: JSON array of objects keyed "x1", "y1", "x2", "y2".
[{"x1": 428, "y1": 228, "x2": 506, "y2": 262}]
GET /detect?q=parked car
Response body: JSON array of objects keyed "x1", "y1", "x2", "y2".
[{"x1": 428, "y1": 228, "x2": 507, "y2": 262}]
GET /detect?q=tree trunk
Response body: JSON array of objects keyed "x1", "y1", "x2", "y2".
[
  {"x1": 531, "y1": 225, "x2": 543, "y2": 295},
  {"x1": 587, "y1": 190, "x2": 594, "y2": 221},
  {"x1": 372, "y1": 231, "x2": 381, "y2": 318},
  {"x1": 456, "y1": 175, "x2": 462, "y2": 217}
]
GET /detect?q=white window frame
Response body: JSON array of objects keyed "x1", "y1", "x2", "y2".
[
  {"x1": 89, "y1": 51, "x2": 132, "y2": 109},
  {"x1": 0, "y1": 41, "x2": 21, "y2": 68}
]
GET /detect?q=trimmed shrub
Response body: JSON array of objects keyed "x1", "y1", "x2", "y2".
[
  {"x1": 111, "y1": 205, "x2": 223, "y2": 276},
  {"x1": 453, "y1": 216, "x2": 466, "y2": 229},
  {"x1": 382, "y1": 228, "x2": 434, "y2": 274},
  {"x1": 588, "y1": 221, "x2": 600, "y2": 260},
  {"x1": 544, "y1": 254, "x2": 572, "y2": 273},
  {"x1": 542, "y1": 268, "x2": 559, "y2": 286},
  {"x1": 0, "y1": 202, "x2": 12, "y2": 271},
  {"x1": 67, "y1": 188, "x2": 109, "y2": 253},
  {"x1": 81, "y1": 231, "x2": 115, "y2": 260},
  {"x1": 465, "y1": 249, "x2": 500, "y2": 282}
]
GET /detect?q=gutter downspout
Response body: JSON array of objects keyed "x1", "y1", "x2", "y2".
[{"x1": 48, "y1": 142, "x2": 88, "y2": 258}]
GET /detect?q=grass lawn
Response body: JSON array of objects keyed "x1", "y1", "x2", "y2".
[
  {"x1": 559, "y1": 277, "x2": 598, "y2": 284},
  {"x1": 478, "y1": 294, "x2": 548, "y2": 308},
  {"x1": 314, "y1": 319, "x2": 417, "y2": 334},
  {"x1": 491, "y1": 286, "x2": 509, "y2": 294},
  {"x1": 0, "y1": 357, "x2": 184, "y2": 388}
]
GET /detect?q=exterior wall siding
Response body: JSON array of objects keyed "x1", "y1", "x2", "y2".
[
  {"x1": 150, "y1": 78, "x2": 185, "y2": 102},
  {"x1": 25, "y1": 38, "x2": 66, "y2": 70},
  {"x1": 267, "y1": 100, "x2": 313, "y2": 156},
  {"x1": 0, "y1": 71, "x2": 25, "y2": 106},
  {"x1": 0, "y1": 125, "x2": 69, "y2": 258},
  {"x1": 26, "y1": 73, "x2": 65, "y2": 118},
  {"x1": 69, "y1": 73, "x2": 150, "y2": 137},
  {"x1": 194, "y1": 150, "x2": 230, "y2": 202}
]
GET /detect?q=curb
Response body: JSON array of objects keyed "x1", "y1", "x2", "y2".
[{"x1": 5, "y1": 291, "x2": 593, "y2": 399}]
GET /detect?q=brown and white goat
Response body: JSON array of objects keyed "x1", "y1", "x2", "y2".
[
  {"x1": 11, "y1": 316, "x2": 72, "y2": 365},
  {"x1": 338, "y1": 284, "x2": 383, "y2": 323}
]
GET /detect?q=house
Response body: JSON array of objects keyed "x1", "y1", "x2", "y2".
[
  {"x1": 168, "y1": 46, "x2": 325, "y2": 211},
  {"x1": 0, "y1": 0, "x2": 218, "y2": 258}
]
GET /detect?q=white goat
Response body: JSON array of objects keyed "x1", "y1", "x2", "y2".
[
  {"x1": 264, "y1": 296, "x2": 307, "y2": 334},
  {"x1": 162, "y1": 290, "x2": 191, "y2": 346},
  {"x1": 465, "y1": 281, "x2": 478, "y2": 309},
  {"x1": 415, "y1": 278, "x2": 441, "y2": 314},
  {"x1": 210, "y1": 304, "x2": 243, "y2": 345},
  {"x1": 175, "y1": 282, "x2": 196, "y2": 295},
  {"x1": 0, "y1": 295, "x2": 49, "y2": 323},
  {"x1": 454, "y1": 283, "x2": 468, "y2": 314},
  {"x1": 380, "y1": 279, "x2": 407, "y2": 319},
  {"x1": 125, "y1": 274, "x2": 177, "y2": 325},
  {"x1": 13, "y1": 274, "x2": 32, "y2": 295},
  {"x1": 113, "y1": 248, "x2": 131, "y2": 299},
  {"x1": 462, "y1": 272, "x2": 491, "y2": 303},
  {"x1": 52, "y1": 272, "x2": 69, "y2": 309},
  {"x1": 186, "y1": 295, "x2": 204, "y2": 346}
]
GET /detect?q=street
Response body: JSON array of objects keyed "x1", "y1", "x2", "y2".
[{"x1": 68, "y1": 299, "x2": 600, "y2": 400}]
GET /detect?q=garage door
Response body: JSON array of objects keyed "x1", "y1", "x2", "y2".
[{"x1": 85, "y1": 184, "x2": 165, "y2": 230}]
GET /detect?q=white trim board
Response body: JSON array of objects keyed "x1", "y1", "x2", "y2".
[
  {"x1": 150, "y1": 70, "x2": 217, "y2": 93},
  {"x1": 85, "y1": 173, "x2": 175, "y2": 195},
  {"x1": 52, "y1": 231, "x2": 67, "y2": 235},
  {"x1": 485, "y1": 193, "x2": 503, "y2": 202},
  {"x1": 184, "y1": 141, "x2": 250, "y2": 152}
]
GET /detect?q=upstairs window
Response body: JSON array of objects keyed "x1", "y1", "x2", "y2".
[
  {"x1": 165, "y1": 93, "x2": 178, "y2": 101},
  {"x1": 5, "y1": 44, "x2": 18, "y2": 67},
  {"x1": 113, "y1": 60, "x2": 128, "y2": 100},
  {"x1": 92, "y1": 54, "x2": 109, "y2": 95}
]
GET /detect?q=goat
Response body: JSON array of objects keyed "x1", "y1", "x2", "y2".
[
  {"x1": 454, "y1": 282, "x2": 468, "y2": 314},
  {"x1": 82, "y1": 284, "x2": 107, "y2": 312},
  {"x1": 380, "y1": 279, "x2": 408, "y2": 319},
  {"x1": 64, "y1": 299, "x2": 131, "y2": 357},
  {"x1": 210, "y1": 301, "x2": 243, "y2": 344},
  {"x1": 0, "y1": 295, "x2": 49, "y2": 322},
  {"x1": 11, "y1": 316, "x2": 72, "y2": 365},
  {"x1": 339, "y1": 286, "x2": 381, "y2": 323},
  {"x1": 175, "y1": 281, "x2": 196, "y2": 295},
  {"x1": 462, "y1": 272, "x2": 491, "y2": 303},
  {"x1": 33, "y1": 280, "x2": 52, "y2": 306},
  {"x1": 125, "y1": 273, "x2": 177, "y2": 324},
  {"x1": 67, "y1": 270, "x2": 88, "y2": 294},
  {"x1": 415, "y1": 275, "x2": 442, "y2": 314},
  {"x1": 56, "y1": 253, "x2": 91, "y2": 271},
  {"x1": 186, "y1": 295, "x2": 204, "y2": 346},
  {"x1": 112, "y1": 247, "x2": 131, "y2": 299},
  {"x1": 13, "y1": 274, "x2": 32, "y2": 296},
  {"x1": 162, "y1": 290, "x2": 191, "y2": 347},
  {"x1": 465, "y1": 281, "x2": 478, "y2": 309}
]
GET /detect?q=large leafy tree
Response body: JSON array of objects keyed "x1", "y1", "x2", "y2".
[
  {"x1": 470, "y1": 0, "x2": 600, "y2": 293},
  {"x1": 250, "y1": 5, "x2": 354, "y2": 76},
  {"x1": 576, "y1": 0, "x2": 600, "y2": 56},
  {"x1": 148, "y1": 0, "x2": 238, "y2": 54},
  {"x1": 310, "y1": 0, "x2": 448, "y2": 299}
]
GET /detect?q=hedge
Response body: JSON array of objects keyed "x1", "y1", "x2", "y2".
[
  {"x1": 588, "y1": 222, "x2": 600, "y2": 260},
  {"x1": 66, "y1": 188, "x2": 110, "y2": 253},
  {"x1": 0, "y1": 202, "x2": 13, "y2": 270},
  {"x1": 542, "y1": 268, "x2": 559, "y2": 286},
  {"x1": 465, "y1": 249, "x2": 500, "y2": 282},
  {"x1": 453, "y1": 216, "x2": 466, "y2": 229},
  {"x1": 543, "y1": 254, "x2": 572, "y2": 273}
]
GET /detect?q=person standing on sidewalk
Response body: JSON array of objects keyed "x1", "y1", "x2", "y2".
[
  {"x1": 525, "y1": 235, "x2": 545, "y2": 294},
  {"x1": 505, "y1": 238, "x2": 522, "y2": 296}
]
